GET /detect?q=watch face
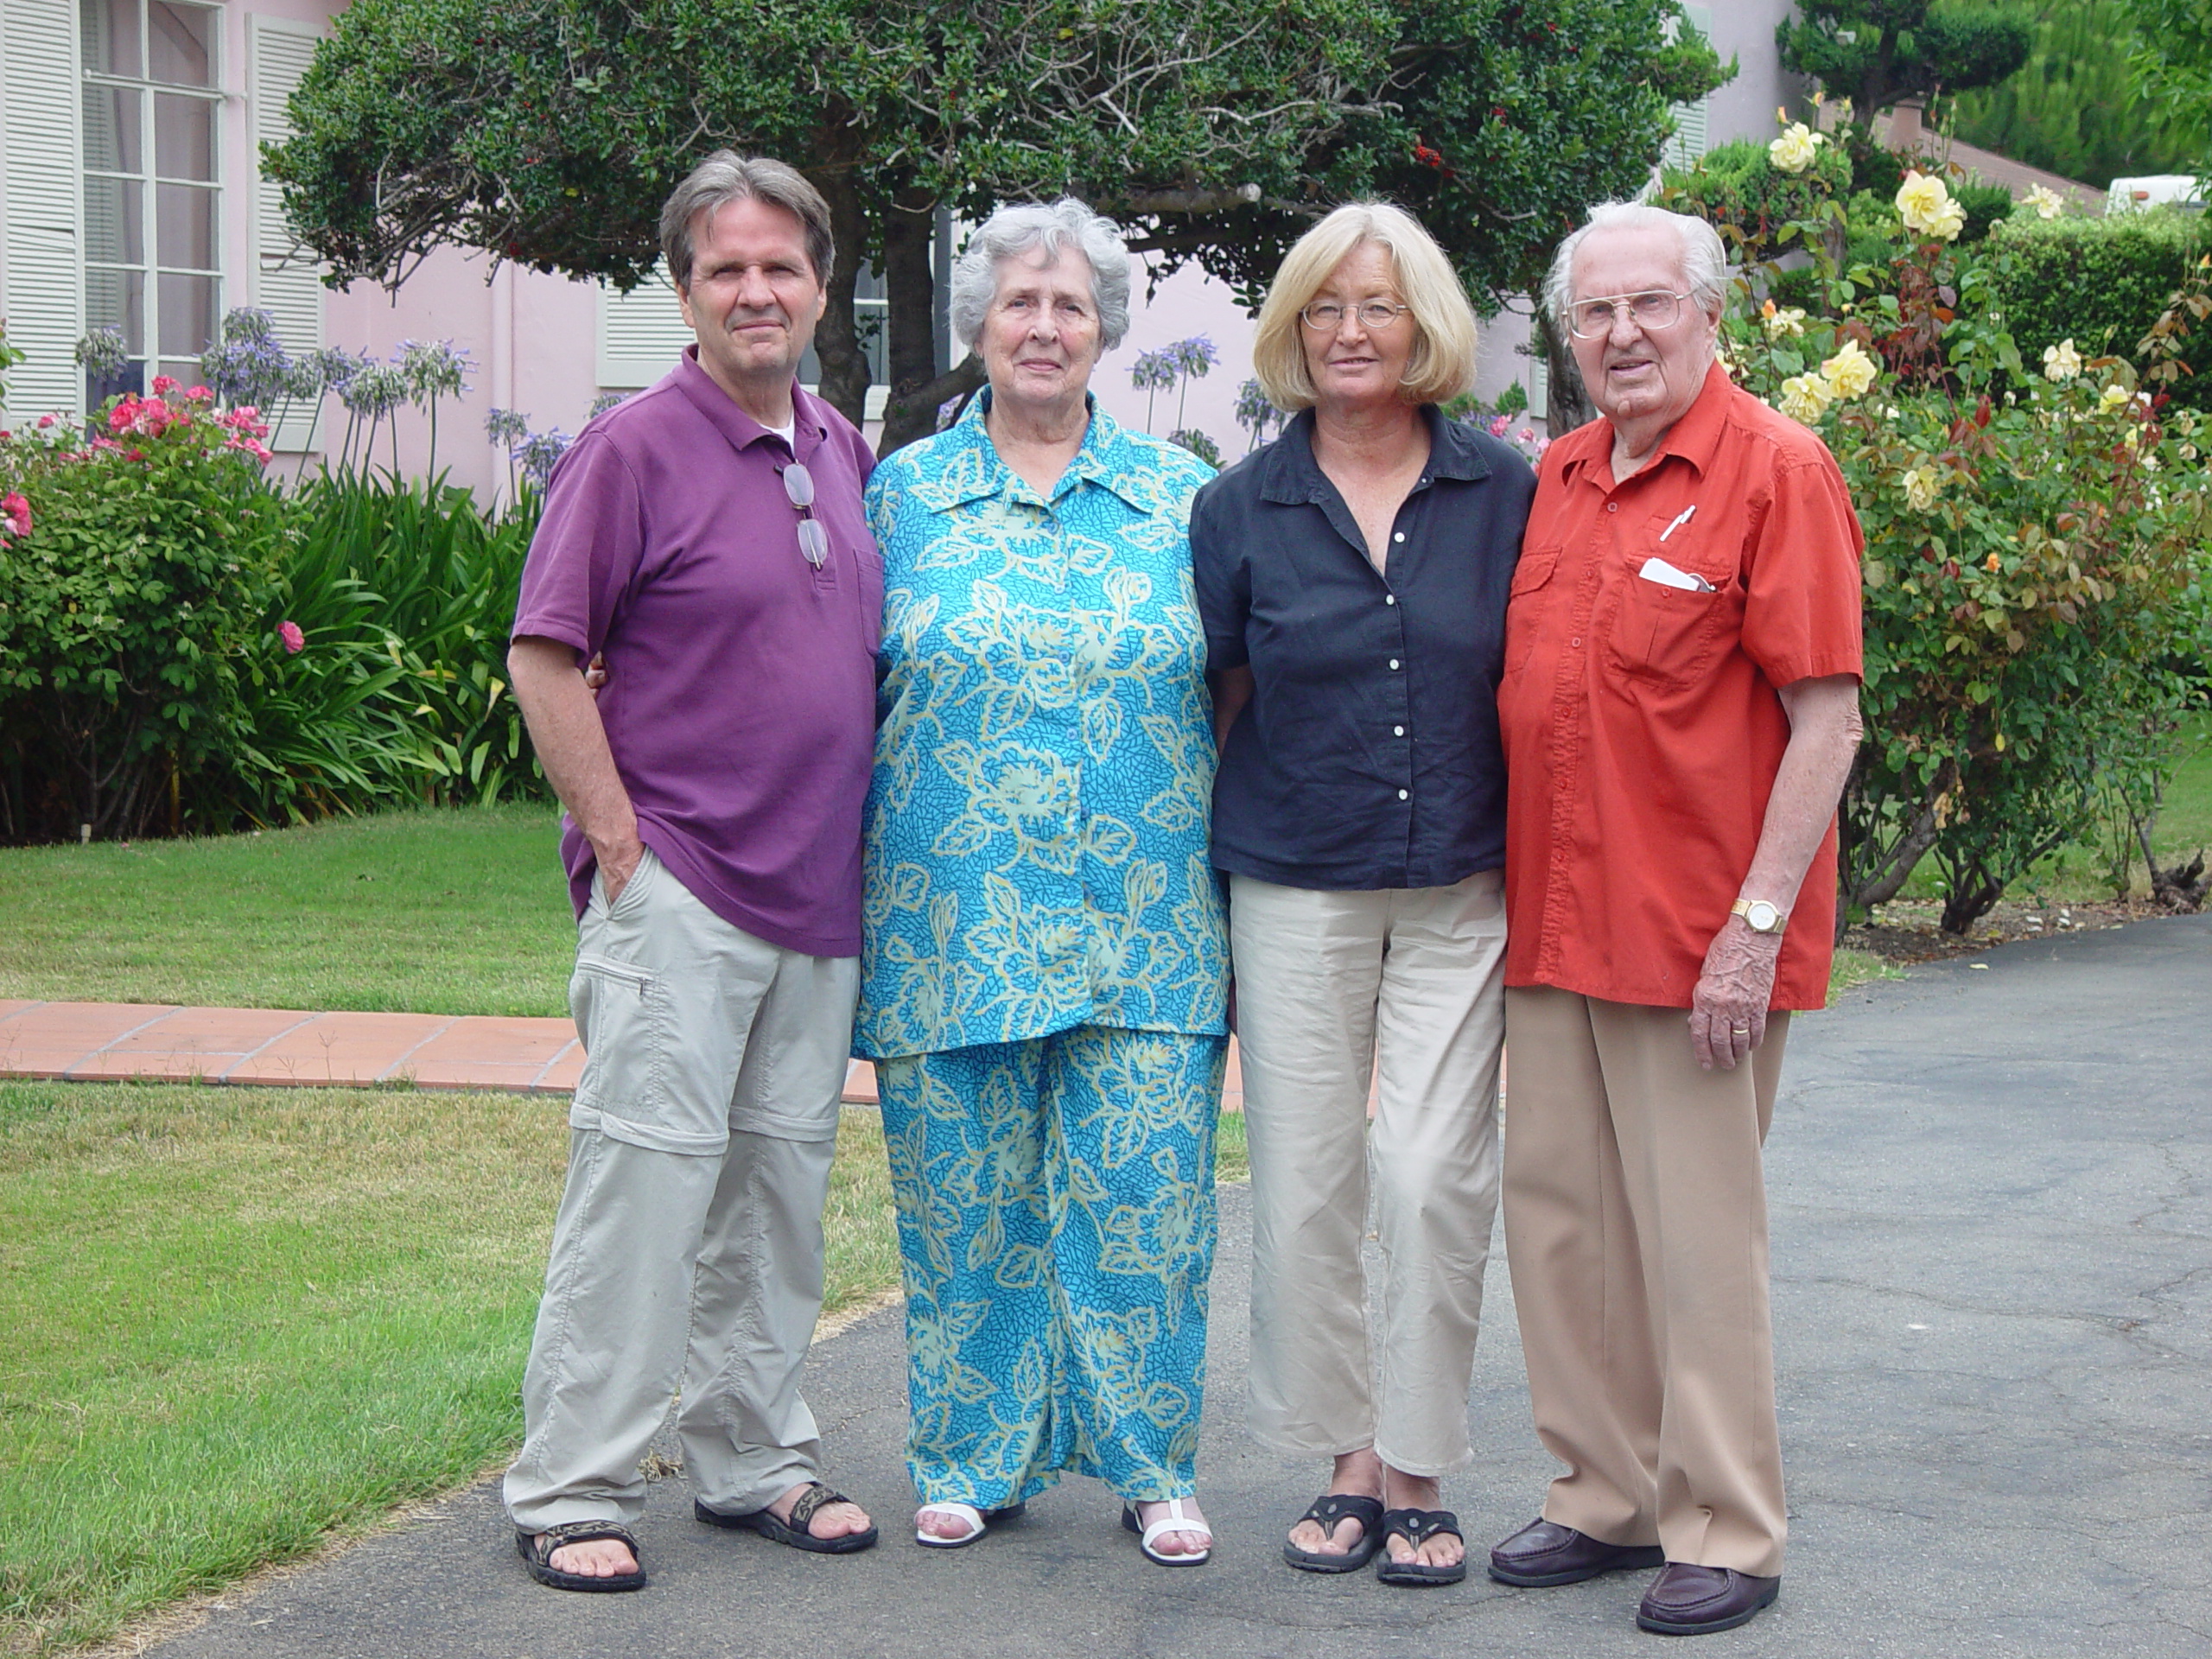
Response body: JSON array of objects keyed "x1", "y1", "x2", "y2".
[{"x1": 1745, "y1": 900, "x2": 1782, "y2": 932}]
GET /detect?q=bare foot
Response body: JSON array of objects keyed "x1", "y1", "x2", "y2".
[
  {"x1": 769, "y1": 1481, "x2": 873, "y2": 1542},
  {"x1": 543, "y1": 1535, "x2": 638, "y2": 1578},
  {"x1": 1135, "y1": 1497, "x2": 1211, "y2": 1558},
  {"x1": 917, "y1": 1504, "x2": 982, "y2": 1542},
  {"x1": 1382, "y1": 1469, "x2": 1464, "y2": 1572},
  {"x1": 1287, "y1": 1447, "x2": 1384, "y2": 1557}
]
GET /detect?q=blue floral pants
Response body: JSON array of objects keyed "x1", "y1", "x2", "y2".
[{"x1": 874, "y1": 1025, "x2": 1228, "y2": 1509}]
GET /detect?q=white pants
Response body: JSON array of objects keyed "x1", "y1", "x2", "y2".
[
  {"x1": 1230, "y1": 869, "x2": 1507, "y2": 1477},
  {"x1": 503, "y1": 849, "x2": 860, "y2": 1530}
]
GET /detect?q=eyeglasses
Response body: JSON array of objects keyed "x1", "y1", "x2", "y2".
[
  {"x1": 1567, "y1": 289, "x2": 1694, "y2": 339},
  {"x1": 1300, "y1": 300, "x2": 1411, "y2": 331},
  {"x1": 782, "y1": 462, "x2": 829, "y2": 567}
]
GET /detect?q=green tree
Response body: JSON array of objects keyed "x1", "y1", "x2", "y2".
[
  {"x1": 2120, "y1": 0, "x2": 2212, "y2": 186},
  {"x1": 1944, "y1": 2, "x2": 2197, "y2": 188},
  {"x1": 1778, "y1": 0, "x2": 2033, "y2": 115},
  {"x1": 267, "y1": 0, "x2": 1723, "y2": 450}
]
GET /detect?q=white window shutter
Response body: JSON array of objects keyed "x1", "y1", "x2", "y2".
[
  {"x1": 1662, "y1": 4, "x2": 1714, "y2": 173},
  {"x1": 3, "y1": 0, "x2": 86, "y2": 422},
  {"x1": 250, "y1": 16, "x2": 325, "y2": 449},
  {"x1": 598, "y1": 270, "x2": 691, "y2": 390}
]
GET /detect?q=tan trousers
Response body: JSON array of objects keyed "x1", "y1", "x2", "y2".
[
  {"x1": 1230, "y1": 870, "x2": 1507, "y2": 1477},
  {"x1": 504, "y1": 849, "x2": 859, "y2": 1531},
  {"x1": 1501, "y1": 986, "x2": 1792, "y2": 1577}
]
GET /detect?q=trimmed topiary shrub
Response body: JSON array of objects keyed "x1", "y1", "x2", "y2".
[{"x1": 1986, "y1": 207, "x2": 2211, "y2": 410}]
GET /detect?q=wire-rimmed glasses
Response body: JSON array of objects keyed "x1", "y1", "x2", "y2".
[
  {"x1": 1566, "y1": 289, "x2": 1694, "y2": 340},
  {"x1": 783, "y1": 462, "x2": 829, "y2": 567},
  {"x1": 1300, "y1": 299, "x2": 1411, "y2": 331}
]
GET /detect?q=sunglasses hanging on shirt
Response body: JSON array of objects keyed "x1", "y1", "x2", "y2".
[{"x1": 783, "y1": 462, "x2": 829, "y2": 568}]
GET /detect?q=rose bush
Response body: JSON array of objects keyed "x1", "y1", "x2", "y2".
[
  {"x1": 0, "y1": 390, "x2": 296, "y2": 840},
  {"x1": 1708, "y1": 166, "x2": 2212, "y2": 932}
]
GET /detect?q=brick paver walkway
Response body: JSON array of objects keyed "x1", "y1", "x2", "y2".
[{"x1": 0, "y1": 1000, "x2": 1255, "y2": 1109}]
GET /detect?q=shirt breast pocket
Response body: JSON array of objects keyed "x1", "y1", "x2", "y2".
[
  {"x1": 1503, "y1": 544, "x2": 1561, "y2": 678},
  {"x1": 1599, "y1": 513, "x2": 1738, "y2": 689}
]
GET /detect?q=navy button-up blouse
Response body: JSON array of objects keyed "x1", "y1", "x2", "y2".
[{"x1": 1192, "y1": 405, "x2": 1535, "y2": 892}]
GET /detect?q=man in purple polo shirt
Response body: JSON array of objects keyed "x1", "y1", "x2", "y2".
[{"x1": 502, "y1": 152, "x2": 883, "y2": 1592}]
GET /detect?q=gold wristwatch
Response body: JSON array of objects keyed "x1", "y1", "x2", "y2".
[{"x1": 1731, "y1": 898, "x2": 1789, "y2": 935}]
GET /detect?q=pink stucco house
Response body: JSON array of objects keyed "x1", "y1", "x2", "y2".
[{"x1": 4, "y1": 0, "x2": 1808, "y2": 489}]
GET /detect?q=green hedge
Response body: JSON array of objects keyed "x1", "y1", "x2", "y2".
[{"x1": 1986, "y1": 208, "x2": 2211, "y2": 410}]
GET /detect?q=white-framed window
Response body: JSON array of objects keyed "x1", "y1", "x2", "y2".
[{"x1": 80, "y1": 0, "x2": 223, "y2": 403}]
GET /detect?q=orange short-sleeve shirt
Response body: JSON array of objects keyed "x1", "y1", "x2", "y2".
[{"x1": 1499, "y1": 362, "x2": 1865, "y2": 1010}]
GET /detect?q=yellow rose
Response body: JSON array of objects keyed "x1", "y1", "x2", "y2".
[
  {"x1": 1896, "y1": 170, "x2": 1955, "y2": 238},
  {"x1": 1820, "y1": 340, "x2": 1878, "y2": 399},
  {"x1": 1763, "y1": 304, "x2": 1808, "y2": 340},
  {"x1": 1769, "y1": 122, "x2": 1825, "y2": 175},
  {"x1": 2025, "y1": 184, "x2": 2065, "y2": 220},
  {"x1": 1778, "y1": 373, "x2": 1834, "y2": 424},
  {"x1": 2100, "y1": 383, "x2": 2132, "y2": 411},
  {"x1": 1924, "y1": 198, "x2": 1967, "y2": 242},
  {"x1": 2042, "y1": 339, "x2": 2082, "y2": 383},
  {"x1": 1900, "y1": 464, "x2": 1942, "y2": 512}
]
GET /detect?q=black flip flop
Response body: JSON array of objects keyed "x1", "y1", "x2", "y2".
[
  {"x1": 1282, "y1": 1491, "x2": 1386, "y2": 1573},
  {"x1": 1376, "y1": 1507, "x2": 1467, "y2": 1586},
  {"x1": 517, "y1": 1520, "x2": 647, "y2": 1592},
  {"x1": 696, "y1": 1482, "x2": 880, "y2": 1554}
]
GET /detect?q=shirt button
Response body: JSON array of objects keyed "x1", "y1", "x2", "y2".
[
  {"x1": 1606, "y1": 501, "x2": 1618, "y2": 512},
  {"x1": 1394, "y1": 725, "x2": 1405, "y2": 736},
  {"x1": 1398, "y1": 789, "x2": 1408, "y2": 800},
  {"x1": 1571, "y1": 636, "x2": 1582, "y2": 647},
  {"x1": 1389, "y1": 658, "x2": 1401, "y2": 671},
  {"x1": 1393, "y1": 531, "x2": 1405, "y2": 543},
  {"x1": 1384, "y1": 594, "x2": 1396, "y2": 605}
]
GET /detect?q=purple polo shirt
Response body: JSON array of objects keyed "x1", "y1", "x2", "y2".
[{"x1": 511, "y1": 348, "x2": 881, "y2": 957}]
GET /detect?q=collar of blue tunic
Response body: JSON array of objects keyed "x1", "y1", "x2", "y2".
[{"x1": 923, "y1": 385, "x2": 1163, "y2": 514}]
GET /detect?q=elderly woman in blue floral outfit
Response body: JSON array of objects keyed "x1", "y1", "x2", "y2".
[{"x1": 855, "y1": 199, "x2": 1229, "y2": 1567}]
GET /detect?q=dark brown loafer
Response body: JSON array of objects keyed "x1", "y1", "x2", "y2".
[
  {"x1": 1636, "y1": 1562, "x2": 1780, "y2": 1635},
  {"x1": 1487, "y1": 1517, "x2": 1666, "y2": 1586}
]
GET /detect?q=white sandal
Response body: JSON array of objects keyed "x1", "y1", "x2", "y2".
[
  {"x1": 914, "y1": 1500, "x2": 1025, "y2": 1548},
  {"x1": 1122, "y1": 1497, "x2": 1212, "y2": 1567}
]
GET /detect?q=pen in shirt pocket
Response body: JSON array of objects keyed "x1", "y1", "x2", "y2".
[{"x1": 1659, "y1": 504, "x2": 1697, "y2": 542}]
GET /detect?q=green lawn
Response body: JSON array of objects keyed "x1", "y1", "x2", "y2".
[
  {"x1": 0, "y1": 804, "x2": 575, "y2": 1016},
  {"x1": 0, "y1": 1080, "x2": 894, "y2": 1656},
  {"x1": 1892, "y1": 711, "x2": 2212, "y2": 906}
]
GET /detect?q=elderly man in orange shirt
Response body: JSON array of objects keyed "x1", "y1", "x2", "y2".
[{"x1": 1484, "y1": 201, "x2": 1865, "y2": 1637}]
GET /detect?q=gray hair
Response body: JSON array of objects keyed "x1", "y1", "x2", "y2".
[
  {"x1": 1542, "y1": 201, "x2": 1730, "y2": 332},
  {"x1": 659, "y1": 152, "x2": 834, "y2": 292},
  {"x1": 948, "y1": 199, "x2": 1132, "y2": 352}
]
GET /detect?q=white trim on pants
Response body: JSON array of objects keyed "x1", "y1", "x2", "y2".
[
  {"x1": 503, "y1": 849, "x2": 860, "y2": 1531},
  {"x1": 1230, "y1": 868, "x2": 1507, "y2": 1477}
]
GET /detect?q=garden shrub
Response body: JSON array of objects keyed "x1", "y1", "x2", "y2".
[
  {"x1": 1660, "y1": 137, "x2": 1856, "y2": 249},
  {"x1": 1986, "y1": 207, "x2": 2211, "y2": 411},
  {"x1": 0, "y1": 388, "x2": 294, "y2": 842},
  {"x1": 1718, "y1": 172, "x2": 2212, "y2": 933}
]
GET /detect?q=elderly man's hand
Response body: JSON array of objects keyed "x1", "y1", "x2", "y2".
[{"x1": 1689, "y1": 917, "x2": 1783, "y2": 1071}]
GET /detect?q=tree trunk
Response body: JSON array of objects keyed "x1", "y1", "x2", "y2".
[
  {"x1": 804, "y1": 162, "x2": 870, "y2": 429},
  {"x1": 876, "y1": 188, "x2": 964, "y2": 454},
  {"x1": 1535, "y1": 310, "x2": 1593, "y2": 437}
]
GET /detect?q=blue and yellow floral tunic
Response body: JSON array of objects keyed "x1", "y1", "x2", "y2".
[{"x1": 855, "y1": 393, "x2": 1230, "y2": 1059}]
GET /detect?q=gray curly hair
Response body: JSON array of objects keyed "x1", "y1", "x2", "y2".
[
  {"x1": 947, "y1": 199, "x2": 1132, "y2": 352},
  {"x1": 1542, "y1": 200, "x2": 1730, "y2": 334}
]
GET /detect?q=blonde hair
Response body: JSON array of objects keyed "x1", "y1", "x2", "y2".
[{"x1": 1250, "y1": 202, "x2": 1478, "y2": 411}]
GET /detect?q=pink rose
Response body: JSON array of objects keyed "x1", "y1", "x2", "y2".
[
  {"x1": 35, "y1": 413, "x2": 56, "y2": 429},
  {"x1": 1, "y1": 493, "x2": 29, "y2": 538},
  {"x1": 185, "y1": 386, "x2": 213, "y2": 404},
  {"x1": 277, "y1": 620, "x2": 305, "y2": 654},
  {"x1": 151, "y1": 373, "x2": 179, "y2": 395}
]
